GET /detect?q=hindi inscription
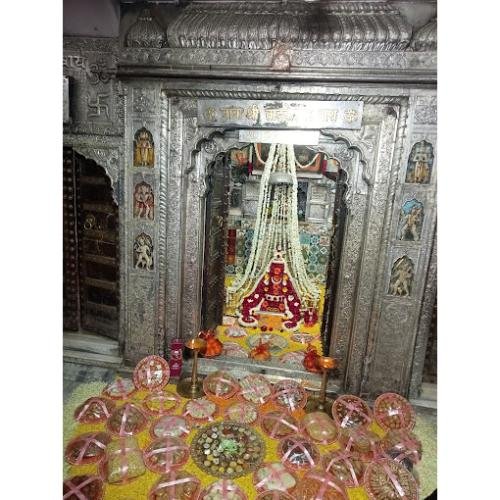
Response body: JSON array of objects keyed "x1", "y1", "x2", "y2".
[{"x1": 198, "y1": 100, "x2": 364, "y2": 130}]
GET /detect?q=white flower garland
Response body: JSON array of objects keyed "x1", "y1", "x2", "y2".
[
  {"x1": 227, "y1": 143, "x2": 319, "y2": 309},
  {"x1": 295, "y1": 152, "x2": 320, "y2": 169},
  {"x1": 253, "y1": 142, "x2": 319, "y2": 170}
]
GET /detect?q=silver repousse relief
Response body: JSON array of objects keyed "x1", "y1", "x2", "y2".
[
  {"x1": 166, "y1": 1, "x2": 412, "y2": 51},
  {"x1": 409, "y1": 18, "x2": 437, "y2": 51},
  {"x1": 126, "y1": 8, "x2": 166, "y2": 49},
  {"x1": 63, "y1": 0, "x2": 437, "y2": 398}
]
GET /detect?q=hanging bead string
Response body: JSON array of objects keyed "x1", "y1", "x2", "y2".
[
  {"x1": 227, "y1": 144, "x2": 277, "y2": 305},
  {"x1": 287, "y1": 143, "x2": 319, "y2": 303},
  {"x1": 228, "y1": 143, "x2": 320, "y2": 310}
]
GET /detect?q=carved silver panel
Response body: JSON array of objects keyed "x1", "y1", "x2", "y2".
[
  {"x1": 199, "y1": 100, "x2": 363, "y2": 129},
  {"x1": 153, "y1": 87, "x2": 411, "y2": 398},
  {"x1": 117, "y1": 1, "x2": 435, "y2": 83},
  {"x1": 63, "y1": 37, "x2": 123, "y2": 137},
  {"x1": 166, "y1": 1, "x2": 413, "y2": 51},
  {"x1": 358, "y1": 91, "x2": 437, "y2": 397},
  {"x1": 119, "y1": 48, "x2": 436, "y2": 81}
]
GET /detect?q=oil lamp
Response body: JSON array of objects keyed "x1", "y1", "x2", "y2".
[
  {"x1": 176, "y1": 337, "x2": 207, "y2": 399},
  {"x1": 305, "y1": 356, "x2": 336, "y2": 414}
]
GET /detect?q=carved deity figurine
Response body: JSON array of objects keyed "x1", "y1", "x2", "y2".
[
  {"x1": 400, "y1": 204, "x2": 423, "y2": 241},
  {"x1": 388, "y1": 256, "x2": 414, "y2": 297},
  {"x1": 413, "y1": 161, "x2": 429, "y2": 183},
  {"x1": 399, "y1": 199, "x2": 424, "y2": 242},
  {"x1": 133, "y1": 181, "x2": 154, "y2": 220},
  {"x1": 406, "y1": 140, "x2": 434, "y2": 184},
  {"x1": 238, "y1": 252, "x2": 302, "y2": 331},
  {"x1": 134, "y1": 233, "x2": 154, "y2": 270},
  {"x1": 134, "y1": 127, "x2": 155, "y2": 167}
]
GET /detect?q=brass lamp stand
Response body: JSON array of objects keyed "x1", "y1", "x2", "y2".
[
  {"x1": 176, "y1": 337, "x2": 207, "y2": 399},
  {"x1": 305, "y1": 356, "x2": 336, "y2": 414}
]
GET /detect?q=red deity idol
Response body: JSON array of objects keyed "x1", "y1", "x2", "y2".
[{"x1": 238, "y1": 254, "x2": 302, "y2": 331}]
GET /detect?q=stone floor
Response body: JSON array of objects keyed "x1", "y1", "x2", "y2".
[{"x1": 63, "y1": 361, "x2": 117, "y2": 403}]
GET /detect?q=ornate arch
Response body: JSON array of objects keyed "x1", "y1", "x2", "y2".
[{"x1": 65, "y1": 138, "x2": 120, "y2": 204}]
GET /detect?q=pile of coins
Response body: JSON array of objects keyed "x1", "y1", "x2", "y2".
[{"x1": 190, "y1": 421, "x2": 265, "y2": 478}]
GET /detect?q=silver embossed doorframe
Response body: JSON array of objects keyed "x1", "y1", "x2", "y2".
[{"x1": 157, "y1": 87, "x2": 409, "y2": 395}]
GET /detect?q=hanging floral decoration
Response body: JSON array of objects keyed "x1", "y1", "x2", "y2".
[{"x1": 227, "y1": 144, "x2": 320, "y2": 332}]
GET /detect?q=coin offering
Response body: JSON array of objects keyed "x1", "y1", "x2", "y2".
[
  {"x1": 143, "y1": 437, "x2": 190, "y2": 473},
  {"x1": 63, "y1": 475, "x2": 104, "y2": 500},
  {"x1": 190, "y1": 421, "x2": 265, "y2": 479},
  {"x1": 133, "y1": 355, "x2": 171, "y2": 391},
  {"x1": 226, "y1": 401, "x2": 258, "y2": 425},
  {"x1": 253, "y1": 462, "x2": 297, "y2": 492},
  {"x1": 74, "y1": 397, "x2": 115, "y2": 424},
  {"x1": 364, "y1": 459, "x2": 418, "y2": 500},
  {"x1": 332, "y1": 395, "x2": 373, "y2": 429},
  {"x1": 279, "y1": 436, "x2": 320, "y2": 471},
  {"x1": 203, "y1": 371, "x2": 240, "y2": 399},
  {"x1": 143, "y1": 390, "x2": 180, "y2": 415},
  {"x1": 239, "y1": 374, "x2": 273, "y2": 404},
  {"x1": 295, "y1": 469, "x2": 347, "y2": 500},
  {"x1": 151, "y1": 415, "x2": 191, "y2": 439},
  {"x1": 149, "y1": 470, "x2": 201, "y2": 500},
  {"x1": 260, "y1": 411, "x2": 299, "y2": 439},
  {"x1": 199, "y1": 479, "x2": 248, "y2": 500},
  {"x1": 65, "y1": 432, "x2": 111, "y2": 465},
  {"x1": 272, "y1": 379, "x2": 307, "y2": 412},
  {"x1": 107, "y1": 403, "x2": 148, "y2": 436},
  {"x1": 301, "y1": 412, "x2": 338, "y2": 444},
  {"x1": 373, "y1": 393, "x2": 416, "y2": 432},
  {"x1": 102, "y1": 378, "x2": 136, "y2": 400}
]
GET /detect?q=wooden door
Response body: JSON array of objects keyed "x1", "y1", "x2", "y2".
[
  {"x1": 201, "y1": 154, "x2": 230, "y2": 330},
  {"x1": 63, "y1": 148, "x2": 120, "y2": 339}
]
